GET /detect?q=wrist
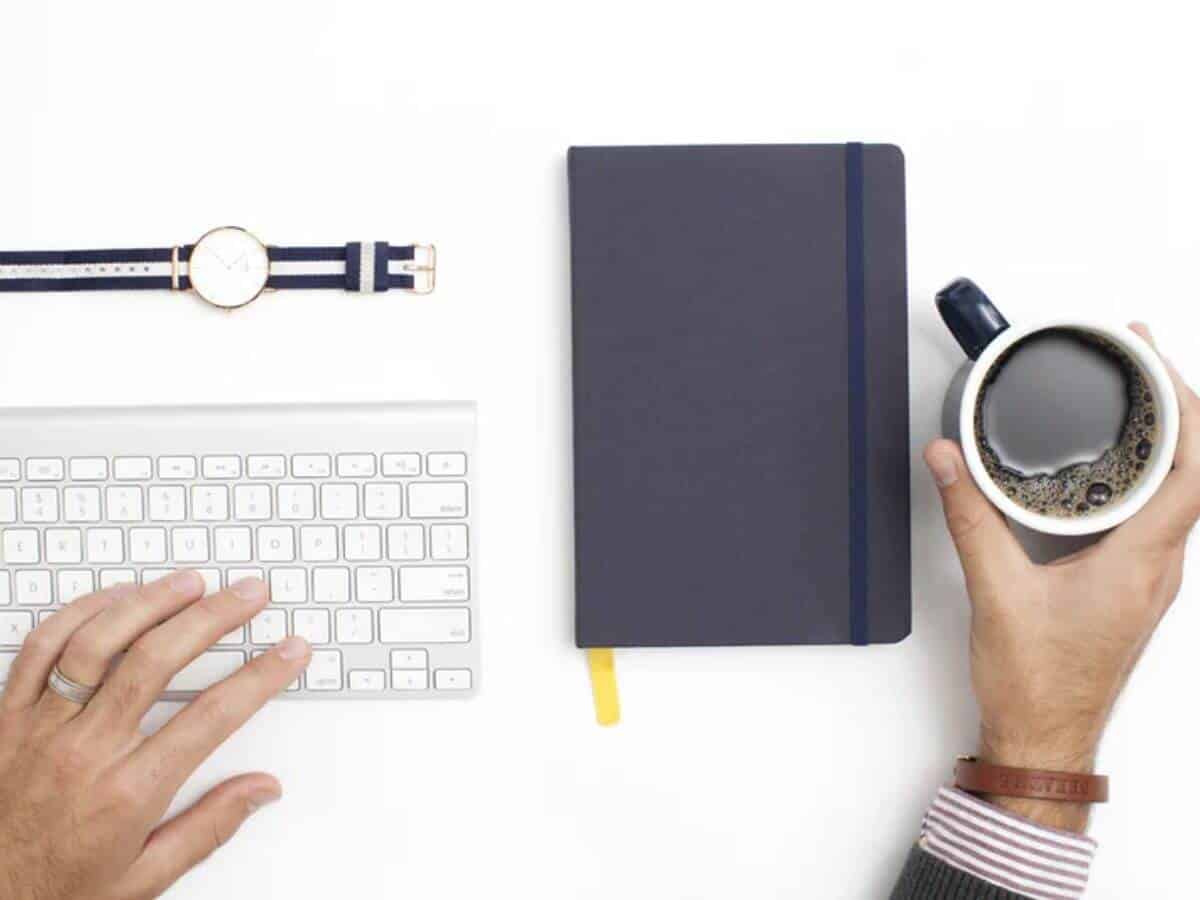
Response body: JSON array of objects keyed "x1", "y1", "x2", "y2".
[{"x1": 974, "y1": 733, "x2": 1099, "y2": 834}]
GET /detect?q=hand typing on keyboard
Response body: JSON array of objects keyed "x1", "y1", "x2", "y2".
[{"x1": 0, "y1": 571, "x2": 311, "y2": 900}]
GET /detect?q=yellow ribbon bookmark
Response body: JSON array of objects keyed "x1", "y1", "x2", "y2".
[{"x1": 587, "y1": 648, "x2": 620, "y2": 726}]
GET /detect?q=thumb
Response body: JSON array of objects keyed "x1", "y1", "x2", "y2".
[
  {"x1": 924, "y1": 439, "x2": 1030, "y2": 597},
  {"x1": 117, "y1": 774, "x2": 281, "y2": 898}
]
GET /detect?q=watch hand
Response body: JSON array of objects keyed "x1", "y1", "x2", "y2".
[{"x1": 205, "y1": 246, "x2": 231, "y2": 269}]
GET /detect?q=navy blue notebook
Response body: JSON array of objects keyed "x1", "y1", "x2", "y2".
[{"x1": 568, "y1": 144, "x2": 910, "y2": 648}]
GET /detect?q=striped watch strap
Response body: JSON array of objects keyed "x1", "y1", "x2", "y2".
[{"x1": 0, "y1": 242, "x2": 434, "y2": 294}]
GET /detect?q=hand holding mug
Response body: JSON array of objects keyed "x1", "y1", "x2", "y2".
[{"x1": 926, "y1": 321, "x2": 1200, "y2": 833}]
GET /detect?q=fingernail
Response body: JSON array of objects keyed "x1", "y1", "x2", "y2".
[
  {"x1": 230, "y1": 577, "x2": 267, "y2": 602},
  {"x1": 277, "y1": 635, "x2": 310, "y2": 660},
  {"x1": 170, "y1": 569, "x2": 204, "y2": 594},
  {"x1": 926, "y1": 451, "x2": 958, "y2": 487},
  {"x1": 247, "y1": 788, "x2": 281, "y2": 812}
]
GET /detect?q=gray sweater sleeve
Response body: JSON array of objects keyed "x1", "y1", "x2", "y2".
[{"x1": 890, "y1": 846, "x2": 1031, "y2": 899}]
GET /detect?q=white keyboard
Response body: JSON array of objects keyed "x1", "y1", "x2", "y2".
[{"x1": 0, "y1": 402, "x2": 477, "y2": 700}]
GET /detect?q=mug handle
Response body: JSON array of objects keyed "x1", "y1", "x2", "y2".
[{"x1": 936, "y1": 278, "x2": 1010, "y2": 360}]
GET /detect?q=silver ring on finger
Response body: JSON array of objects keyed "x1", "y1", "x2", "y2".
[{"x1": 47, "y1": 665, "x2": 101, "y2": 706}]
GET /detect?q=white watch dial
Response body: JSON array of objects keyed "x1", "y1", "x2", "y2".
[{"x1": 189, "y1": 227, "x2": 270, "y2": 309}]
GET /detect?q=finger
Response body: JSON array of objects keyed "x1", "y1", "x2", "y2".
[
  {"x1": 0, "y1": 587, "x2": 119, "y2": 710},
  {"x1": 116, "y1": 773, "x2": 281, "y2": 900},
  {"x1": 924, "y1": 439, "x2": 1030, "y2": 598},
  {"x1": 78, "y1": 577, "x2": 272, "y2": 733},
  {"x1": 36, "y1": 570, "x2": 208, "y2": 726},
  {"x1": 1115, "y1": 323, "x2": 1200, "y2": 548},
  {"x1": 130, "y1": 636, "x2": 310, "y2": 801}
]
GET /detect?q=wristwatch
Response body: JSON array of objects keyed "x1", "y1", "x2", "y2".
[{"x1": 0, "y1": 226, "x2": 436, "y2": 310}]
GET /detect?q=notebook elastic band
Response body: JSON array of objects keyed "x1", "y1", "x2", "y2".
[{"x1": 845, "y1": 142, "x2": 869, "y2": 646}]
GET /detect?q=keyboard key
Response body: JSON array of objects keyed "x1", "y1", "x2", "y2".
[
  {"x1": 105, "y1": 486, "x2": 143, "y2": 522},
  {"x1": 158, "y1": 456, "x2": 197, "y2": 479},
  {"x1": 250, "y1": 609, "x2": 287, "y2": 645},
  {"x1": 257, "y1": 526, "x2": 296, "y2": 562},
  {"x1": 27, "y1": 458, "x2": 65, "y2": 481},
  {"x1": 293, "y1": 608, "x2": 330, "y2": 644},
  {"x1": 0, "y1": 572, "x2": 9, "y2": 605},
  {"x1": 64, "y1": 486, "x2": 102, "y2": 523},
  {"x1": 380, "y1": 608, "x2": 470, "y2": 643},
  {"x1": 234, "y1": 484, "x2": 272, "y2": 520},
  {"x1": 202, "y1": 456, "x2": 242, "y2": 479},
  {"x1": 0, "y1": 611, "x2": 34, "y2": 646},
  {"x1": 15, "y1": 571, "x2": 52, "y2": 606},
  {"x1": 392, "y1": 669, "x2": 429, "y2": 690},
  {"x1": 364, "y1": 483, "x2": 402, "y2": 519},
  {"x1": 355, "y1": 567, "x2": 393, "y2": 603},
  {"x1": 427, "y1": 452, "x2": 467, "y2": 477},
  {"x1": 335, "y1": 608, "x2": 373, "y2": 644},
  {"x1": 292, "y1": 454, "x2": 331, "y2": 478},
  {"x1": 148, "y1": 486, "x2": 186, "y2": 522},
  {"x1": 400, "y1": 566, "x2": 470, "y2": 602},
  {"x1": 269, "y1": 568, "x2": 307, "y2": 604},
  {"x1": 70, "y1": 458, "x2": 108, "y2": 481},
  {"x1": 434, "y1": 668, "x2": 472, "y2": 691},
  {"x1": 349, "y1": 669, "x2": 386, "y2": 691},
  {"x1": 226, "y1": 567, "x2": 264, "y2": 586},
  {"x1": 0, "y1": 488, "x2": 14, "y2": 524},
  {"x1": 306, "y1": 649, "x2": 343, "y2": 690},
  {"x1": 0, "y1": 651, "x2": 16, "y2": 684},
  {"x1": 166, "y1": 651, "x2": 244, "y2": 692},
  {"x1": 343, "y1": 525, "x2": 382, "y2": 562},
  {"x1": 21, "y1": 488, "x2": 59, "y2": 523},
  {"x1": 57, "y1": 570, "x2": 95, "y2": 603},
  {"x1": 217, "y1": 626, "x2": 245, "y2": 646},
  {"x1": 86, "y1": 529, "x2": 124, "y2": 564},
  {"x1": 45, "y1": 529, "x2": 83, "y2": 564},
  {"x1": 278, "y1": 484, "x2": 315, "y2": 520},
  {"x1": 431, "y1": 524, "x2": 469, "y2": 561},
  {"x1": 301, "y1": 526, "x2": 338, "y2": 562},
  {"x1": 196, "y1": 568, "x2": 222, "y2": 595},
  {"x1": 313, "y1": 567, "x2": 350, "y2": 604},
  {"x1": 336, "y1": 454, "x2": 377, "y2": 478},
  {"x1": 142, "y1": 568, "x2": 173, "y2": 584},
  {"x1": 408, "y1": 482, "x2": 468, "y2": 519},
  {"x1": 191, "y1": 485, "x2": 229, "y2": 521},
  {"x1": 214, "y1": 527, "x2": 252, "y2": 563},
  {"x1": 391, "y1": 649, "x2": 428, "y2": 670},
  {"x1": 0, "y1": 460, "x2": 20, "y2": 482},
  {"x1": 382, "y1": 453, "x2": 421, "y2": 477},
  {"x1": 99, "y1": 568, "x2": 136, "y2": 589},
  {"x1": 3, "y1": 529, "x2": 40, "y2": 564},
  {"x1": 114, "y1": 457, "x2": 153, "y2": 480},
  {"x1": 386, "y1": 524, "x2": 425, "y2": 561},
  {"x1": 172, "y1": 527, "x2": 210, "y2": 563},
  {"x1": 247, "y1": 455, "x2": 286, "y2": 479},
  {"x1": 320, "y1": 483, "x2": 358, "y2": 520},
  {"x1": 129, "y1": 528, "x2": 167, "y2": 564}
]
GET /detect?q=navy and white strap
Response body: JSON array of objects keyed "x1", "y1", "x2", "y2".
[{"x1": 0, "y1": 242, "x2": 429, "y2": 293}]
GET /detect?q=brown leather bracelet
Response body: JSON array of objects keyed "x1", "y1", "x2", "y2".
[{"x1": 954, "y1": 756, "x2": 1109, "y2": 803}]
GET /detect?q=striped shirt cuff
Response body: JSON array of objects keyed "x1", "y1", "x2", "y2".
[{"x1": 919, "y1": 787, "x2": 1098, "y2": 899}]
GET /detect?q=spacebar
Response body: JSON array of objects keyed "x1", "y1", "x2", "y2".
[{"x1": 166, "y1": 651, "x2": 246, "y2": 692}]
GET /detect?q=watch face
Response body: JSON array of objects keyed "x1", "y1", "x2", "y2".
[{"x1": 188, "y1": 226, "x2": 270, "y2": 309}]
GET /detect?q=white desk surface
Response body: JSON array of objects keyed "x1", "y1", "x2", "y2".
[{"x1": 3, "y1": 3, "x2": 1198, "y2": 897}]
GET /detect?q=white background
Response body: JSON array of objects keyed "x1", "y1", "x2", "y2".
[{"x1": 2, "y1": 2, "x2": 1198, "y2": 897}]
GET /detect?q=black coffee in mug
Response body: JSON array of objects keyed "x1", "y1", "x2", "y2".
[{"x1": 973, "y1": 327, "x2": 1159, "y2": 517}]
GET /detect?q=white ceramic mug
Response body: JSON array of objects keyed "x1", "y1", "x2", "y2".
[{"x1": 938, "y1": 279, "x2": 1179, "y2": 536}]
